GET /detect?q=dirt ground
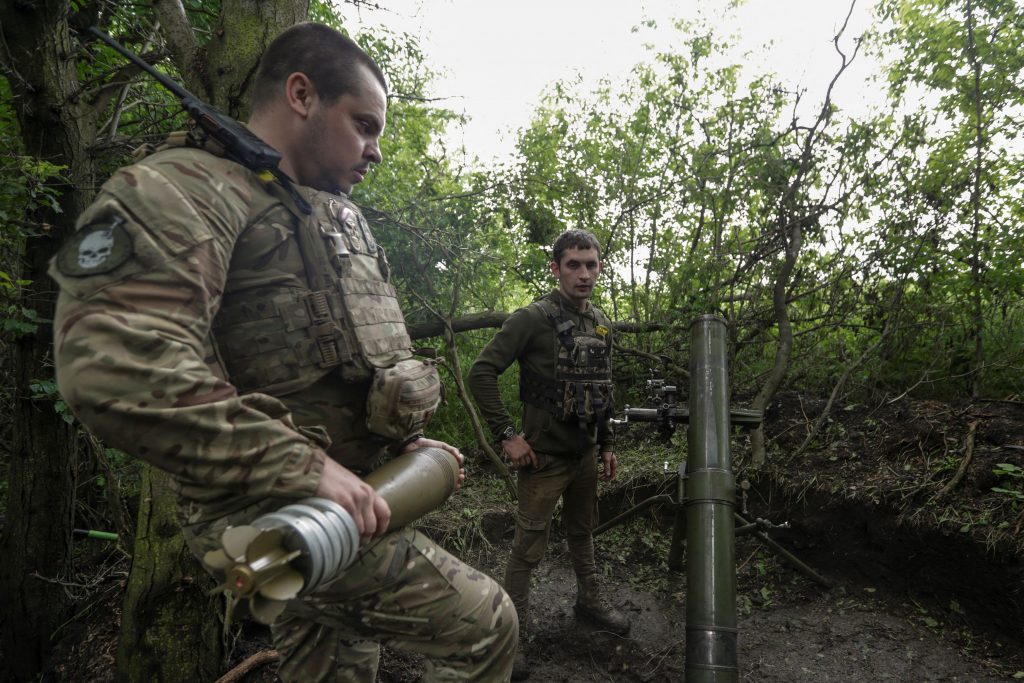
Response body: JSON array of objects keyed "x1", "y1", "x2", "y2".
[{"x1": 46, "y1": 394, "x2": 1024, "y2": 681}]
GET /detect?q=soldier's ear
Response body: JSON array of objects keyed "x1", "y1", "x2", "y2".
[
  {"x1": 550, "y1": 260, "x2": 559, "y2": 276},
  {"x1": 285, "y1": 72, "x2": 317, "y2": 118}
]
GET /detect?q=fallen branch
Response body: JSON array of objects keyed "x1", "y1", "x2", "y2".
[
  {"x1": 408, "y1": 312, "x2": 674, "y2": 341},
  {"x1": 215, "y1": 650, "x2": 280, "y2": 683},
  {"x1": 613, "y1": 344, "x2": 688, "y2": 379}
]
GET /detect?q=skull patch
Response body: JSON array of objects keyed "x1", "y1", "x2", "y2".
[
  {"x1": 77, "y1": 229, "x2": 115, "y2": 268},
  {"x1": 56, "y1": 214, "x2": 133, "y2": 276}
]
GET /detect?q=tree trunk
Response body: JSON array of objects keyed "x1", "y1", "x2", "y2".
[
  {"x1": 750, "y1": 213, "x2": 802, "y2": 465},
  {"x1": 202, "y1": 0, "x2": 310, "y2": 117},
  {"x1": 406, "y1": 311, "x2": 674, "y2": 340},
  {"x1": 0, "y1": 2, "x2": 98, "y2": 678},
  {"x1": 442, "y1": 324, "x2": 516, "y2": 499},
  {"x1": 964, "y1": 0, "x2": 986, "y2": 399},
  {"x1": 116, "y1": 468, "x2": 224, "y2": 683}
]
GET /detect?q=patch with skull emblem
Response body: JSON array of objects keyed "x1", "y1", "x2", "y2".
[{"x1": 56, "y1": 215, "x2": 133, "y2": 276}]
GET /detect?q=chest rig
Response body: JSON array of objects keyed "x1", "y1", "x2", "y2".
[
  {"x1": 151, "y1": 133, "x2": 439, "y2": 442},
  {"x1": 209, "y1": 183, "x2": 415, "y2": 387},
  {"x1": 519, "y1": 297, "x2": 614, "y2": 427}
]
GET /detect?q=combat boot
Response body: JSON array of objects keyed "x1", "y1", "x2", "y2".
[{"x1": 573, "y1": 573, "x2": 631, "y2": 635}]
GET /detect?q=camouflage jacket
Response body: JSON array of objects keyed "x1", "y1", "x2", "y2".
[
  {"x1": 50, "y1": 141, "x2": 401, "y2": 525},
  {"x1": 468, "y1": 290, "x2": 614, "y2": 458}
]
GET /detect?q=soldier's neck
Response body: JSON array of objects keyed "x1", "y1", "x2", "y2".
[{"x1": 554, "y1": 289, "x2": 589, "y2": 313}]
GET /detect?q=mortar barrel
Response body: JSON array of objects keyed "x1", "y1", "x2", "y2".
[{"x1": 685, "y1": 314, "x2": 738, "y2": 682}]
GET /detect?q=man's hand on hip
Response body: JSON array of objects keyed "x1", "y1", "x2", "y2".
[{"x1": 503, "y1": 434, "x2": 539, "y2": 471}]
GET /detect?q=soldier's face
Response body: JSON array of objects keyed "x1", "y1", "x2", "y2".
[
  {"x1": 302, "y1": 65, "x2": 387, "y2": 194},
  {"x1": 551, "y1": 246, "x2": 601, "y2": 306}
]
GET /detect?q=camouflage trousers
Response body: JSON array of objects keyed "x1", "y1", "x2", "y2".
[
  {"x1": 185, "y1": 513, "x2": 517, "y2": 682},
  {"x1": 504, "y1": 449, "x2": 598, "y2": 609}
]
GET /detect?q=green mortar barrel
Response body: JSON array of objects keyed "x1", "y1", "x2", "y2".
[{"x1": 685, "y1": 314, "x2": 738, "y2": 682}]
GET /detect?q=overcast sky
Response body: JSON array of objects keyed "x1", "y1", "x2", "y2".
[{"x1": 346, "y1": 0, "x2": 879, "y2": 165}]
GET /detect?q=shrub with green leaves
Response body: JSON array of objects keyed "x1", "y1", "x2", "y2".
[{"x1": 992, "y1": 463, "x2": 1024, "y2": 503}]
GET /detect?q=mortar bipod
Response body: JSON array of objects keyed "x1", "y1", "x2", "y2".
[
  {"x1": 594, "y1": 403, "x2": 760, "y2": 571},
  {"x1": 595, "y1": 394, "x2": 830, "y2": 587},
  {"x1": 597, "y1": 315, "x2": 830, "y2": 683}
]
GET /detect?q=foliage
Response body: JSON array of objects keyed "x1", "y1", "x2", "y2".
[
  {"x1": 872, "y1": 0, "x2": 1024, "y2": 397},
  {"x1": 992, "y1": 463, "x2": 1024, "y2": 503},
  {"x1": 28, "y1": 378, "x2": 74, "y2": 424},
  {"x1": 335, "y1": 1, "x2": 1024, "y2": 449},
  {"x1": 0, "y1": 91, "x2": 67, "y2": 337}
]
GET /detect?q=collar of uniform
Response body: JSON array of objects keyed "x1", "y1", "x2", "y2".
[{"x1": 547, "y1": 289, "x2": 591, "y2": 316}]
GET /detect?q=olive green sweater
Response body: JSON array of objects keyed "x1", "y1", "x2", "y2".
[{"x1": 468, "y1": 291, "x2": 614, "y2": 457}]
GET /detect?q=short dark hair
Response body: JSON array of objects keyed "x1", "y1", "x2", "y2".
[
  {"x1": 250, "y1": 22, "x2": 387, "y2": 113},
  {"x1": 552, "y1": 229, "x2": 601, "y2": 265}
]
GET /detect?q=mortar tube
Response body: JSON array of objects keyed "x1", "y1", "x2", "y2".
[{"x1": 685, "y1": 315, "x2": 738, "y2": 683}]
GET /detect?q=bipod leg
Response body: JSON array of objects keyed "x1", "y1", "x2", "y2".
[
  {"x1": 734, "y1": 512, "x2": 832, "y2": 588},
  {"x1": 593, "y1": 494, "x2": 675, "y2": 537}
]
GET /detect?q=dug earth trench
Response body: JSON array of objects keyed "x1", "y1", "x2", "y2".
[
  {"x1": 379, "y1": 393, "x2": 1024, "y2": 682},
  {"x1": 403, "y1": 480, "x2": 1022, "y2": 682}
]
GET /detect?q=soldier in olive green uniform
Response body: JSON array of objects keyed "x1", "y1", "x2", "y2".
[
  {"x1": 468, "y1": 229, "x2": 630, "y2": 680},
  {"x1": 51, "y1": 23, "x2": 516, "y2": 682}
]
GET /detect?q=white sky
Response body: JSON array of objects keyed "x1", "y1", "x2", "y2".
[{"x1": 345, "y1": 0, "x2": 879, "y2": 166}]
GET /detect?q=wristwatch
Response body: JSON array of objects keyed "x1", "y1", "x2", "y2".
[{"x1": 500, "y1": 425, "x2": 517, "y2": 441}]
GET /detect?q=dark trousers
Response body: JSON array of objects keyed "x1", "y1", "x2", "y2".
[{"x1": 503, "y1": 449, "x2": 598, "y2": 610}]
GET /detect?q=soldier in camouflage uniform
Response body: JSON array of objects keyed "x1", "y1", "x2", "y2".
[
  {"x1": 468, "y1": 229, "x2": 630, "y2": 680},
  {"x1": 51, "y1": 23, "x2": 516, "y2": 682}
]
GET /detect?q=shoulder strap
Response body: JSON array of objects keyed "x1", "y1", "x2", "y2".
[{"x1": 534, "y1": 297, "x2": 576, "y2": 353}]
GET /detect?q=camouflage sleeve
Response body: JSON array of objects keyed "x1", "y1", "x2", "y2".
[
  {"x1": 467, "y1": 306, "x2": 536, "y2": 439},
  {"x1": 50, "y1": 153, "x2": 324, "y2": 514}
]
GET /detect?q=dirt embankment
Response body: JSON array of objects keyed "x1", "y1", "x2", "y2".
[{"x1": 480, "y1": 393, "x2": 1024, "y2": 682}]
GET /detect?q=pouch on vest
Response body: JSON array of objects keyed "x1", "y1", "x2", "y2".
[
  {"x1": 557, "y1": 335, "x2": 613, "y2": 423},
  {"x1": 365, "y1": 358, "x2": 442, "y2": 442}
]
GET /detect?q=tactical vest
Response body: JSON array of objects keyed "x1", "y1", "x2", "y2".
[
  {"x1": 150, "y1": 132, "x2": 439, "y2": 442},
  {"x1": 211, "y1": 188, "x2": 414, "y2": 393},
  {"x1": 519, "y1": 297, "x2": 614, "y2": 426}
]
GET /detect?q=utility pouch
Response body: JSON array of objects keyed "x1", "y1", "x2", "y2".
[
  {"x1": 561, "y1": 378, "x2": 614, "y2": 423},
  {"x1": 556, "y1": 335, "x2": 613, "y2": 422},
  {"x1": 365, "y1": 358, "x2": 442, "y2": 442}
]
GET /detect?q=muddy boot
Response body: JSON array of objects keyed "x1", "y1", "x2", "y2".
[{"x1": 573, "y1": 574, "x2": 631, "y2": 635}]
